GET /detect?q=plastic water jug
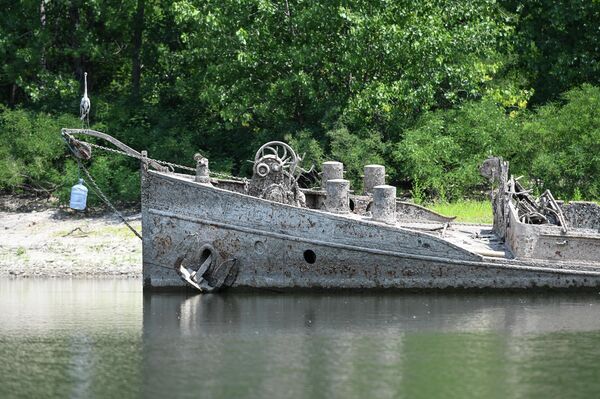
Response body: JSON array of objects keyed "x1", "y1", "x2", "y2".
[{"x1": 70, "y1": 178, "x2": 88, "y2": 210}]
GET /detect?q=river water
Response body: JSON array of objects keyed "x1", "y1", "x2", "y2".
[{"x1": 1, "y1": 278, "x2": 600, "y2": 399}]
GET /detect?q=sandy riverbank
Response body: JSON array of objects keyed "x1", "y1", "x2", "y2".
[{"x1": 0, "y1": 207, "x2": 142, "y2": 278}]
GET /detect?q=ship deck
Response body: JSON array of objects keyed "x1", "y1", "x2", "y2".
[{"x1": 398, "y1": 222, "x2": 510, "y2": 259}]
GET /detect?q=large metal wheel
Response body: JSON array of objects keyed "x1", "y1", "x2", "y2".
[{"x1": 253, "y1": 141, "x2": 299, "y2": 176}]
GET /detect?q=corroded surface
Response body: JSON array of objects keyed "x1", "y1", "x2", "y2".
[
  {"x1": 321, "y1": 161, "x2": 343, "y2": 188},
  {"x1": 481, "y1": 156, "x2": 600, "y2": 264},
  {"x1": 395, "y1": 201, "x2": 456, "y2": 223},
  {"x1": 372, "y1": 185, "x2": 396, "y2": 224},
  {"x1": 480, "y1": 156, "x2": 510, "y2": 239},
  {"x1": 142, "y1": 170, "x2": 600, "y2": 290},
  {"x1": 324, "y1": 179, "x2": 350, "y2": 214},
  {"x1": 363, "y1": 165, "x2": 386, "y2": 194},
  {"x1": 247, "y1": 141, "x2": 306, "y2": 206},
  {"x1": 505, "y1": 202, "x2": 600, "y2": 263},
  {"x1": 561, "y1": 201, "x2": 600, "y2": 230}
]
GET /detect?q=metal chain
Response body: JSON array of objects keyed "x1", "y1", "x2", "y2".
[
  {"x1": 64, "y1": 133, "x2": 249, "y2": 238},
  {"x1": 77, "y1": 159, "x2": 143, "y2": 240},
  {"x1": 87, "y1": 142, "x2": 132, "y2": 158},
  {"x1": 84, "y1": 139, "x2": 247, "y2": 181},
  {"x1": 152, "y1": 158, "x2": 195, "y2": 172},
  {"x1": 67, "y1": 133, "x2": 251, "y2": 182},
  {"x1": 78, "y1": 139, "x2": 194, "y2": 171},
  {"x1": 209, "y1": 171, "x2": 249, "y2": 182}
]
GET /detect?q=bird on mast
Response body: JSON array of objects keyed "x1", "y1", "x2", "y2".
[{"x1": 80, "y1": 72, "x2": 91, "y2": 122}]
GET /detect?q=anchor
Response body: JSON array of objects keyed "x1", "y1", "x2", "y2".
[{"x1": 175, "y1": 242, "x2": 238, "y2": 293}]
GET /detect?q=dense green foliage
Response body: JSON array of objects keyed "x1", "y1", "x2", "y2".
[
  {"x1": 0, "y1": 106, "x2": 141, "y2": 205},
  {"x1": 1, "y1": 0, "x2": 599, "y2": 204},
  {"x1": 505, "y1": 1, "x2": 600, "y2": 104},
  {"x1": 519, "y1": 84, "x2": 600, "y2": 199},
  {"x1": 397, "y1": 98, "x2": 521, "y2": 202},
  {"x1": 0, "y1": 107, "x2": 72, "y2": 191},
  {"x1": 399, "y1": 85, "x2": 600, "y2": 201}
]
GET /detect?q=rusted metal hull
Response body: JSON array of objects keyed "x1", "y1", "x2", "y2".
[{"x1": 142, "y1": 170, "x2": 600, "y2": 291}]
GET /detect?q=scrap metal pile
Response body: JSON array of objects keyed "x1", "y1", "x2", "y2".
[
  {"x1": 480, "y1": 156, "x2": 570, "y2": 237},
  {"x1": 508, "y1": 177, "x2": 568, "y2": 232}
]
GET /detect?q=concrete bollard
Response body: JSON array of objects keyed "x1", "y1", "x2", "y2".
[
  {"x1": 372, "y1": 185, "x2": 397, "y2": 224},
  {"x1": 194, "y1": 153, "x2": 211, "y2": 184},
  {"x1": 325, "y1": 179, "x2": 350, "y2": 214},
  {"x1": 321, "y1": 161, "x2": 344, "y2": 189},
  {"x1": 140, "y1": 150, "x2": 148, "y2": 172},
  {"x1": 364, "y1": 165, "x2": 386, "y2": 195}
]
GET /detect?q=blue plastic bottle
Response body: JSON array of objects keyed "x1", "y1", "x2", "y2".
[{"x1": 70, "y1": 178, "x2": 88, "y2": 210}]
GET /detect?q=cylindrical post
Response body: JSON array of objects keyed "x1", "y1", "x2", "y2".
[
  {"x1": 372, "y1": 185, "x2": 396, "y2": 224},
  {"x1": 321, "y1": 161, "x2": 344, "y2": 189},
  {"x1": 140, "y1": 150, "x2": 148, "y2": 172},
  {"x1": 325, "y1": 179, "x2": 350, "y2": 214},
  {"x1": 364, "y1": 165, "x2": 386, "y2": 195},
  {"x1": 194, "y1": 153, "x2": 211, "y2": 184}
]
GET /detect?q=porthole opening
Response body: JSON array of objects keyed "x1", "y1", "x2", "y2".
[
  {"x1": 303, "y1": 249, "x2": 316, "y2": 264},
  {"x1": 349, "y1": 199, "x2": 355, "y2": 211}
]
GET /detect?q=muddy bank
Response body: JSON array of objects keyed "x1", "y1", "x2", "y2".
[{"x1": 0, "y1": 208, "x2": 141, "y2": 278}]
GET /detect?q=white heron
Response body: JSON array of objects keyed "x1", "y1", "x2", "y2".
[{"x1": 80, "y1": 72, "x2": 91, "y2": 121}]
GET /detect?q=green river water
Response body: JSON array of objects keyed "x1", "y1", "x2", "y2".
[{"x1": 1, "y1": 278, "x2": 600, "y2": 399}]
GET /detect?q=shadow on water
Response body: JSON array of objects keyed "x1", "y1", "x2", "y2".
[{"x1": 2, "y1": 278, "x2": 600, "y2": 399}]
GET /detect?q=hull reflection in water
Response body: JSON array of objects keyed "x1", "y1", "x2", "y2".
[
  {"x1": 2, "y1": 278, "x2": 600, "y2": 399},
  {"x1": 142, "y1": 291, "x2": 600, "y2": 399}
]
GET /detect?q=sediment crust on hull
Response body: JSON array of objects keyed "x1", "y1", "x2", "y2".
[
  {"x1": 142, "y1": 224, "x2": 600, "y2": 290},
  {"x1": 141, "y1": 170, "x2": 600, "y2": 291},
  {"x1": 143, "y1": 260, "x2": 600, "y2": 291}
]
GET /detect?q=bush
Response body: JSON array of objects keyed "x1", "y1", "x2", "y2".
[
  {"x1": 0, "y1": 107, "x2": 77, "y2": 194},
  {"x1": 3, "y1": 83, "x2": 599, "y2": 207},
  {"x1": 395, "y1": 85, "x2": 600, "y2": 202},
  {"x1": 517, "y1": 84, "x2": 600, "y2": 199},
  {"x1": 394, "y1": 98, "x2": 521, "y2": 202},
  {"x1": 0, "y1": 106, "x2": 142, "y2": 206},
  {"x1": 328, "y1": 124, "x2": 387, "y2": 192},
  {"x1": 54, "y1": 155, "x2": 141, "y2": 207}
]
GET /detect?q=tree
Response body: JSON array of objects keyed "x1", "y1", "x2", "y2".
[
  {"x1": 503, "y1": 0, "x2": 600, "y2": 104},
  {"x1": 167, "y1": 0, "x2": 513, "y2": 177}
]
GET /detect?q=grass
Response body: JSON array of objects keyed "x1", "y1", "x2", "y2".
[
  {"x1": 53, "y1": 222, "x2": 140, "y2": 238},
  {"x1": 89, "y1": 224, "x2": 140, "y2": 238},
  {"x1": 428, "y1": 200, "x2": 493, "y2": 224}
]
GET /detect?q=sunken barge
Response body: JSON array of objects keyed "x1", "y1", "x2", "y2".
[{"x1": 139, "y1": 141, "x2": 600, "y2": 291}]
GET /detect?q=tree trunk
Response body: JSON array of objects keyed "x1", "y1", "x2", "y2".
[
  {"x1": 9, "y1": 84, "x2": 17, "y2": 107},
  {"x1": 69, "y1": 3, "x2": 83, "y2": 80},
  {"x1": 131, "y1": 0, "x2": 145, "y2": 99},
  {"x1": 40, "y1": 0, "x2": 47, "y2": 69}
]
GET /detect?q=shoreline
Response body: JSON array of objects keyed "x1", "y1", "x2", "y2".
[{"x1": 0, "y1": 207, "x2": 142, "y2": 278}]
